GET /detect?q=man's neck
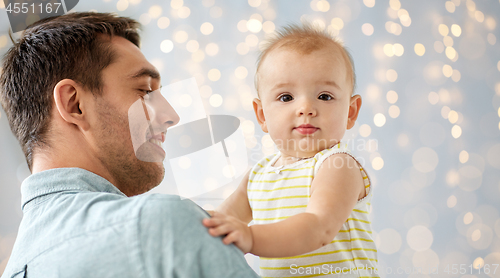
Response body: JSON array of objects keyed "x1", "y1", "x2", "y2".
[{"x1": 31, "y1": 142, "x2": 117, "y2": 188}]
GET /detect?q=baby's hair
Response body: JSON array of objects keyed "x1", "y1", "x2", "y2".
[{"x1": 255, "y1": 22, "x2": 356, "y2": 96}]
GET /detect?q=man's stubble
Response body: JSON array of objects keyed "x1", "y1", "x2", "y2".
[{"x1": 94, "y1": 97, "x2": 165, "y2": 196}]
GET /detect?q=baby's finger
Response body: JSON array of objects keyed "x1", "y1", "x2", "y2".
[
  {"x1": 208, "y1": 223, "x2": 234, "y2": 237},
  {"x1": 202, "y1": 217, "x2": 224, "y2": 227},
  {"x1": 222, "y1": 230, "x2": 240, "y2": 245}
]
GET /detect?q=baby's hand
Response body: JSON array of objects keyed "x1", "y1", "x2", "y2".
[{"x1": 202, "y1": 211, "x2": 253, "y2": 253}]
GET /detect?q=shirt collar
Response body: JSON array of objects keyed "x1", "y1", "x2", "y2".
[{"x1": 21, "y1": 167, "x2": 126, "y2": 211}]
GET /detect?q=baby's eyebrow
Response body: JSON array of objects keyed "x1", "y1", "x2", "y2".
[
  {"x1": 271, "y1": 81, "x2": 341, "y2": 91},
  {"x1": 322, "y1": 80, "x2": 340, "y2": 89},
  {"x1": 271, "y1": 82, "x2": 291, "y2": 91}
]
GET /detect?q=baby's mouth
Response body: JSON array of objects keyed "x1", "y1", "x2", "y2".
[{"x1": 294, "y1": 124, "x2": 319, "y2": 135}]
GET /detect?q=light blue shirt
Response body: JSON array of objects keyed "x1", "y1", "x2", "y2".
[{"x1": 1, "y1": 168, "x2": 259, "y2": 278}]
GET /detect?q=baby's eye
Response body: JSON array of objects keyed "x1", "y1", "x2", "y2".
[
  {"x1": 278, "y1": 94, "x2": 293, "y2": 102},
  {"x1": 318, "y1": 93, "x2": 333, "y2": 101}
]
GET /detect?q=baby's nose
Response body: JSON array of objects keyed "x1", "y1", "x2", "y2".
[{"x1": 297, "y1": 101, "x2": 317, "y2": 116}]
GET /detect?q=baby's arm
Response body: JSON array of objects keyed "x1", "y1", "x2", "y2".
[
  {"x1": 249, "y1": 154, "x2": 365, "y2": 257},
  {"x1": 216, "y1": 169, "x2": 253, "y2": 223},
  {"x1": 205, "y1": 153, "x2": 365, "y2": 257}
]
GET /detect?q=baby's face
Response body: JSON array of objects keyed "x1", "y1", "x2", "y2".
[{"x1": 255, "y1": 47, "x2": 358, "y2": 158}]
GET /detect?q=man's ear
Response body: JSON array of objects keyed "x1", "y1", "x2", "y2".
[
  {"x1": 53, "y1": 79, "x2": 90, "y2": 131},
  {"x1": 347, "y1": 95, "x2": 362, "y2": 130},
  {"x1": 252, "y1": 98, "x2": 268, "y2": 133}
]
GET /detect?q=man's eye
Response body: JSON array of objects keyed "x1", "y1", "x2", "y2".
[
  {"x1": 278, "y1": 94, "x2": 293, "y2": 102},
  {"x1": 318, "y1": 93, "x2": 333, "y2": 101},
  {"x1": 140, "y1": 90, "x2": 153, "y2": 100}
]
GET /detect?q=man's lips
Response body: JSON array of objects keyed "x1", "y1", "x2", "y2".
[
  {"x1": 146, "y1": 132, "x2": 166, "y2": 154},
  {"x1": 146, "y1": 132, "x2": 165, "y2": 143},
  {"x1": 294, "y1": 124, "x2": 319, "y2": 135}
]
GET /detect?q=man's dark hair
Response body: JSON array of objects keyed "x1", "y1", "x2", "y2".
[{"x1": 0, "y1": 12, "x2": 141, "y2": 170}]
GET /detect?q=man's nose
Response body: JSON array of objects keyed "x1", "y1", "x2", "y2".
[
  {"x1": 149, "y1": 90, "x2": 180, "y2": 129},
  {"x1": 296, "y1": 99, "x2": 317, "y2": 117}
]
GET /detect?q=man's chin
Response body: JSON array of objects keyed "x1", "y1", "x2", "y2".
[
  {"x1": 144, "y1": 160, "x2": 165, "y2": 188},
  {"x1": 135, "y1": 142, "x2": 166, "y2": 162},
  {"x1": 122, "y1": 161, "x2": 165, "y2": 196},
  {"x1": 128, "y1": 144, "x2": 166, "y2": 194}
]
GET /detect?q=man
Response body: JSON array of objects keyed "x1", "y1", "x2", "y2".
[{"x1": 0, "y1": 12, "x2": 258, "y2": 277}]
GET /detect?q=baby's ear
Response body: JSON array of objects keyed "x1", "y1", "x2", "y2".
[
  {"x1": 252, "y1": 98, "x2": 268, "y2": 133},
  {"x1": 347, "y1": 95, "x2": 362, "y2": 130}
]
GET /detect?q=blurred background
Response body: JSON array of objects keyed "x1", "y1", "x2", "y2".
[{"x1": 1, "y1": 0, "x2": 500, "y2": 276}]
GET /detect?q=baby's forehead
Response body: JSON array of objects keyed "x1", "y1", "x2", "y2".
[
  {"x1": 256, "y1": 43, "x2": 355, "y2": 97},
  {"x1": 262, "y1": 43, "x2": 353, "y2": 77},
  {"x1": 255, "y1": 25, "x2": 356, "y2": 95},
  {"x1": 281, "y1": 43, "x2": 347, "y2": 64}
]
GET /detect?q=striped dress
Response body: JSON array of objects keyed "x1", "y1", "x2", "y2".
[{"x1": 247, "y1": 143, "x2": 378, "y2": 278}]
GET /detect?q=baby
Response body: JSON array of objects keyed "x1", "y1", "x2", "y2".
[{"x1": 203, "y1": 24, "x2": 378, "y2": 277}]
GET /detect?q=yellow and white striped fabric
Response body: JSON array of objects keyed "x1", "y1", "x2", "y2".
[{"x1": 248, "y1": 143, "x2": 378, "y2": 278}]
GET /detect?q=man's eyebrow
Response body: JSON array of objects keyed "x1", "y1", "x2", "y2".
[{"x1": 129, "y1": 68, "x2": 161, "y2": 80}]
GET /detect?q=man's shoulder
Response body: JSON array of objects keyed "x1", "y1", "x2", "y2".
[
  {"x1": 134, "y1": 195, "x2": 260, "y2": 278},
  {"x1": 132, "y1": 194, "x2": 211, "y2": 239},
  {"x1": 133, "y1": 194, "x2": 209, "y2": 220}
]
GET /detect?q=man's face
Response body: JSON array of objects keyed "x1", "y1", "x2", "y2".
[
  {"x1": 255, "y1": 47, "x2": 354, "y2": 158},
  {"x1": 86, "y1": 36, "x2": 179, "y2": 196}
]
